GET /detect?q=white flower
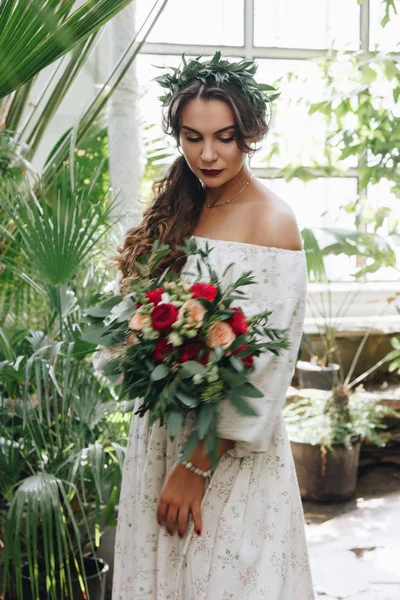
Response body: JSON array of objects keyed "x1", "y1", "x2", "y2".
[
  {"x1": 103, "y1": 271, "x2": 123, "y2": 295},
  {"x1": 161, "y1": 292, "x2": 171, "y2": 304},
  {"x1": 171, "y1": 300, "x2": 184, "y2": 308},
  {"x1": 193, "y1": 374, "x2": 203, "y2": 385},
  {"x1": 207, "y1": 373, "x2": 219, "y2": 383},
  {"x1": 109, "y1": 297, "x2": 134, "y2": 322},
  {"x1": 168, "y1": 332, "x2": 183, "y2": 347},
  {"x1": 142, "y1": 326, "x2": 159, "y2": 340},
  {"x1": 206, "y1": 365, "x2": 219, "y2": 383},
  {"x1": 185, "y1": 328, "x2": 198, "y2": 338}
]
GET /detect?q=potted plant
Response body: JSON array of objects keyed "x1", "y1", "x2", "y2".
[
  {"x1": 284, "y1": 326, "x2": 400, "y2": 502},
  {"x1": 296, "y1": 282, "x2": 342, "y2": 391},
  {"x1": 0, "y1": 329, "x2": 129, "y2": 600},
  {"x1": 0, "y1": 157, "x2": 131, "y2": 599}
]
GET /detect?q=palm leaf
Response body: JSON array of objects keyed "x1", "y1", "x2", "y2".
[
  {"x1": 0, "y1": 0, "x2": 136, "y2": 98},
  {"x1": 0, "y1": 160, "x2": 117, "y2": 287},
  {"x1": 301, "y1": 228, "x2": 327, "y2": 282},
  {"x1": 25, "y1": 36, "x2": 100, "y2": 157},
  {"x1": 2, "y1": 472, "x2": 95, "y2": 600},
  {"x1": 41, "y1": 0, "x2": 169, "y2": 185}
]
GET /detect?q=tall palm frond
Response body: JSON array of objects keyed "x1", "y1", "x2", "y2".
[
  {"x1": 0, "y1": 0, "x2": 136, "y2": 99},
  {"x1": 0, "y1": 162, "x2": 117, "y2": 288},
  {"x1": 41, "y1": 0, "x2": 169, "y2": 184}
]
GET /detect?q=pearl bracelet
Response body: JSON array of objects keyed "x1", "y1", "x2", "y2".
[{"x1": 177, "y1": 451, "x2": 213, "y2": 478}]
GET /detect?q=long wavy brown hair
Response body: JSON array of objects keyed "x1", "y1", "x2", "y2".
[{"x1": 112, "y1": 79, "x2": 270, "y2": 286}]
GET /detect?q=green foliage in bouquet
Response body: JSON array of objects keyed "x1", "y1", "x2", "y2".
[{"x1": 83, "y1": 238, "x2": 290, "y2": 468}]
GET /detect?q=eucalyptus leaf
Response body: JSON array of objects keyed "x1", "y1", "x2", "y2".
[
  {"x1": 176, "y1": 390, "x2": 199, "y2": 408},
  {"x1": 167, "y1": 411, "x2": 184, "y2": 438},
  {"x1": 198, "y1": 403, "x2": 215, "y2": 439},
  {"x1": 227, "y1": 390, "x2": 258, "y2": 416},
  {"x1": 235, "y1": 383, "x2": 264, "y2": 398},
  {"x1": 179, "y1": 361, "x2": 206, "y2": 378},
  {"x1": 150, "y1": 363, "x2": 169, "y2": 381},
  {"x1": 83, "y1": 296, "x2": 123, "y2": 318},
  {"x1": 229, "y1": 356, "x2": 245, "y2": 372}
]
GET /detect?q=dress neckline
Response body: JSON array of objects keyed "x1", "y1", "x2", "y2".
[{"x1": 191, "y1": 235, "x2": 305, "y2": 254}]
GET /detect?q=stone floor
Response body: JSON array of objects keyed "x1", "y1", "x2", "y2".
[
  {"x1": 305, "y1": 463, "x2": 400, "y2": 600},
  {"x1": 103, "y1": 464, "x2": 400, "y2": 600}
]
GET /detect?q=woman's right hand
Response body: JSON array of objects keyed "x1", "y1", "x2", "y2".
[{"x1": 156, "y1": 463, "x2": 205, "y2": 537}]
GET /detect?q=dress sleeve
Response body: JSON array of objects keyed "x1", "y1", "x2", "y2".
[{"x1": 216, "y1": 251, "x2": 307, "y2": 455}]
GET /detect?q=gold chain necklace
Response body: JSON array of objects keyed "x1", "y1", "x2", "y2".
[{"x1": 205, "y1": 172, "x2": 254, "y2": 208}]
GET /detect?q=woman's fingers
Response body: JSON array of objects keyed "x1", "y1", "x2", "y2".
[
  {"x1": 191, "y1": 501, "x2": 203, "y2": 536},
  {"x1": 177, "y1": 505, "x2": 189, "y2": 538},
  {"x1": 156, "y1": 498, "x2": 168, "y2": 527},
  {"x1": 165, "y1": 503, "x2": 179, "y2": 535}
]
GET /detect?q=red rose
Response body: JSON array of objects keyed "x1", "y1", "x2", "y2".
[
  {"x1": 179, "y1": 343, "x2": 209, "y2": 365},
  {"x1": 151, "y1": 303, "x2": 179, "y2": 331},
  {"x1": 232, "y1": 344, "x2": 254, "y2": 368},
  {"x1": 228, "y1": 307, "x2": 248, "y2": 336},
  {"x1": 154, "y1": 338, "x2": 173, "y2": 362},
  {"x1": 146, "y1": 287, "x2": 164, "y2": 305},
  {"x1": 190, "y1": 283, "x2": 217, "y2": 302}
]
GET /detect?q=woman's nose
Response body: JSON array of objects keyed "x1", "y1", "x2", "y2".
[{"x1": 200, "y1": 142, "x2": 217, "y2": 163}]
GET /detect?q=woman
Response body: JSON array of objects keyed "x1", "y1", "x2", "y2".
[{"x1": 111, "y1": 53, "x2": 315, "y2": 599}]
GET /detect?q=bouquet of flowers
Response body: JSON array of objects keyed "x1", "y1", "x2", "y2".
[{"x1": 83, "y1": 238, "x2": 289, "y2": 467}]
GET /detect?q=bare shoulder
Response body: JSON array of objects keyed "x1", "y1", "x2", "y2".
[{"x1": 249, "y1": 183, "x2": 303, "y2": 251}]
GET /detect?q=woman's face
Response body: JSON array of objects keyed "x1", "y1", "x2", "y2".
[{"x1": 179, "y1": 98, "x2": 247, "y2": 188}]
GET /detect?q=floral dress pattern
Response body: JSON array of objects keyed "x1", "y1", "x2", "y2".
[{"x1": 112, "y1": 236, "x2": 315, "y2": 600}]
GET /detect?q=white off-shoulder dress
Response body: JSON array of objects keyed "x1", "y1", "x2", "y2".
[{"x1": 112, "y1": 236, "x2": 315, "y2": 600}]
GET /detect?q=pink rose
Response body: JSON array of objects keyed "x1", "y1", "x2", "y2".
[
  {"x1": 178, "y1": 299, "x2": 207, "y2": 329},
  {"x1": 206, "y1": 321, "x2": 236, "y2": 349},
  {"x1": 128, "y1": 312, "x2": 148, "y2": 331}
]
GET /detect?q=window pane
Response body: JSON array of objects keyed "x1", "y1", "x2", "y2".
[
  {"x1": 136, "y1": 0, "x2": 244, "y2": 46},
  {"x1": 137, "y1": 54, "x2": 183, "y2": 130},
  {"x1": 252, "y1": 59, "x2": 358, "y2": 170},
  {"x1": 260, "y1": 177, "x2": 358, "y2": 280},
  {"x1": 254, "y1": 0, "x2": 360, "y2": 50},
  {"x1": 369, "y1": 0, "x2": 400, "y2": 52},
  {"x1": 137, "y1": 54, "x2": 184, "y2": 201}
]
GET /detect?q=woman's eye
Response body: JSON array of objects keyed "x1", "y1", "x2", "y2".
[
  {"x1": 186, "y1": 137, "x2": 201, "y2": 143},
  {"x1": 219, "y1": 137, "x2": 235, "y2": 143}
]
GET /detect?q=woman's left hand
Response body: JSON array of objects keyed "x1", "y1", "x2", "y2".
[{"x1": 156, "y1": 463, "x2": 205, "y2": 538}]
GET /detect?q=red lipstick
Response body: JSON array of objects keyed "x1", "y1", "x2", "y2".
[{"x1": 200, "y1": 169, "x2": 224, "y2": 177}]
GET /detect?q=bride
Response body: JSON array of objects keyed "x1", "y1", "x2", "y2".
[{"x1": 111, "y1": 53, "x2": 315, "y2": 599}]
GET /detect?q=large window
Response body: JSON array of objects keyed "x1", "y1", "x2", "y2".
[
  {"x1": 254, "y1": 0, "x2": 360, "y2": 50},
  {"x1": 135, "y1": 0, "x2": 400, "y2": 285}
]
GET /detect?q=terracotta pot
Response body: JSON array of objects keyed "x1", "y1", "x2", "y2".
[
  {"x1": 297, "y1": 360, "x2": 340, "y2": 390},
  {"x1": 21, "y1": 556, "x2": 109, "y2": 600},
  {"x1": 290, "y1": 435, "x2": 361, "y2": 502}
]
